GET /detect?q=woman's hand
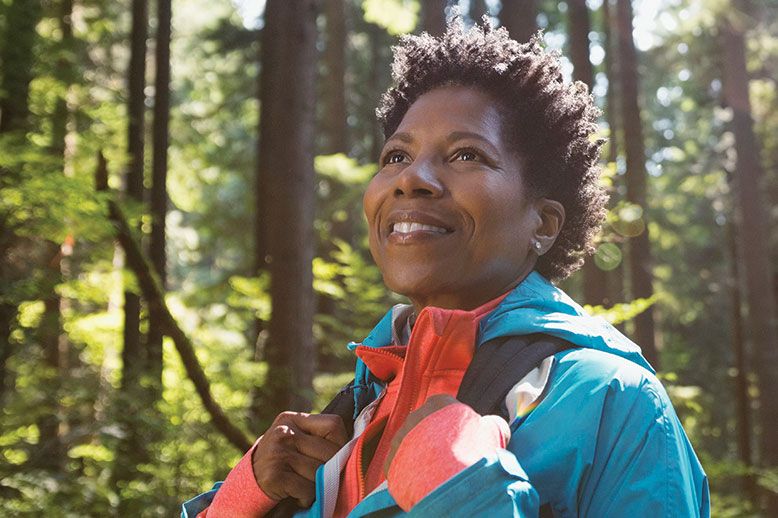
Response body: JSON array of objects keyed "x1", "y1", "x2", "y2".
[
  {"x1": 384, "y1": 394, "x2": 460, "y2": 477},
  {"x1": 252, "y1": 411, "x2": 348, "y2": 507}
]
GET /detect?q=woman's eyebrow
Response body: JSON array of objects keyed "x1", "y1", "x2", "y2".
[
  {"x1": 384, "y1": 131, "x2": 499, "y2": 152},
  {"x1": 447, "y1": 131, "x2": 499, "y2": 152},
  {"x1": 384, "y1": 132, "x2": 414, "y2": 145}
]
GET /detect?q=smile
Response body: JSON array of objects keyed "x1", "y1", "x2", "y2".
[
  {"x1": 384, "y1": 211, "x2": 455, "y2": 245},
  {"x1": 391, "y1": 222, "x2": 448, "y2": 235}
]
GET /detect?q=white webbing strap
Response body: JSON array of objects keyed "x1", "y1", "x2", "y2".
[{"x1": 320, "y1": 390, "x2": 384, "y2": 518}]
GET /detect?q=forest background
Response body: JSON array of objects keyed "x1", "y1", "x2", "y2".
[{"x1": 1, "y1": 0, "x2": 777, "y2": 516}]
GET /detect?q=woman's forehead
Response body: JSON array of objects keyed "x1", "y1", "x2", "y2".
[{"x1": 391, "y1": 85, "x2": 505, "y2": 144}]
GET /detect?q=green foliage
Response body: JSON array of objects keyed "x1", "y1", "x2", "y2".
[
  {"x1": 227, "y1": 273, "x2": 271, "y2": 321},
  {"x1": 584, "y1": 296, "x2": 657, "y2": 326},
  {"x1": 362, "y1": 0, "x2": 418, "y2": 35},
  {"x1": 315, "y1": 153, "x2": 377, "y2": 185},
  {"x1": 312, "y1": 371, "x2": 354, "y2": 412}
]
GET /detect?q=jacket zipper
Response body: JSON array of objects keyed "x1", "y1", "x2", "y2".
[{"x1": 354, "y1": 347, "x2": 405, "y2": 500}]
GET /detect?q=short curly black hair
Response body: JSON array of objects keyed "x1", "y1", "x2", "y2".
[{"x1": 376, "y1": 18, "x2": 607, "y2": 282}]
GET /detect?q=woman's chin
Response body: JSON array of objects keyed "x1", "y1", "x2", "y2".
[{"x1": 383, "y1": 275, "x2": 451, "y2": 308}]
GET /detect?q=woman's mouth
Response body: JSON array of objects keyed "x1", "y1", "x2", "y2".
[
  {"x1": 391, "y1": 222, "x2": 449, "y2": 235},
  {"x1": 386, "y1": 213, "x2": 454, "y2": 245}
]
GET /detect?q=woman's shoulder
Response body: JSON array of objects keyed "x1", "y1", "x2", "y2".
[
  {"x1": 512, "y1": 346, "x2": 706, "y2": 516},
  {"x1": 524, "y1": 346, "x2": 677, "y2": 437},
  {"x1": 552, "y1": 346, "x2": 666, "y2": 400}
]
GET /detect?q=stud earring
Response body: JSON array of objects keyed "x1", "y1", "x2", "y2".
[{"x1": 532, "y1": 240, "x2": 542, "y2": 253}]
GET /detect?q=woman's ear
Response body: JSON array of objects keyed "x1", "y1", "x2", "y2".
[{"x1": 532, "y1": 198, "x2": 565, "y2": 256}]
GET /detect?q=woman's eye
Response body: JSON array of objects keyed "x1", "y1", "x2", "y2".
[
  {"x1": 385, "y1": 152, "x2": 407, "y2": 165},
  {"x1": 455, "y1": 149, "x2": 480, "y2": 162}
]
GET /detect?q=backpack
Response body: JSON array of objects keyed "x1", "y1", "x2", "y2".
[{"x1": 270, "y1": 333, "x2": 573, "y2": 517}]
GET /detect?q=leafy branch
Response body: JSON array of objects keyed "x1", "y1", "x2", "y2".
[{"x1": 95, "y1": 151, "x2": 251, "y2": 452}]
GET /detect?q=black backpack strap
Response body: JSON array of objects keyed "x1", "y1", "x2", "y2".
[
  {"x1": 457, "y1": 334, "x2": 574, "y2": 421},
  {"x1": 457, "y1": 334, "x2": 573, "y2": 518},
  {"x1": 319, "y1": 379, "x2": 357, "y2": 437}
]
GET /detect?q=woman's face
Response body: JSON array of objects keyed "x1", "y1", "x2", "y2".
[{"x1": 364, "y1": 85, "x2": 545, "y2": 311}]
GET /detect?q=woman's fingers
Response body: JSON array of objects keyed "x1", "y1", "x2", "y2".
[
  {"x1": 272, "y1": 414, "x2": 346, "y2": 462},
  {"x1": 252, "y1": 411, "x2": 350, "y2": 503},
  {"x1": 276, "y1": 468, "x2": 316, "y2": 507},
  {"x1": 278, "y1": 411, "x2": 348, "y2": 446},
  {"x1": 292, "y1": 428, "x2": 344, "y2": 463},
  {"x1": 286, "y1": 449, "x2": 324, "y2": 481}
]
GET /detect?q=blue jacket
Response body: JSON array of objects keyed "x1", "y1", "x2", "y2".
[{"x1": 183, "y1": 272, "x2": 709, "y2": 517}]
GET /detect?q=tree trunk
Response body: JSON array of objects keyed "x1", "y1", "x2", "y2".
[
  {"x1": 0, "y1": 304, "x2": 14, "y2": 406},
  {"x1": 567, "y1": 0, "x2": 593, "y2": 169},
  {"x1": 255, "y1": 0, "x2": 318, "y2": 420},
  {"x1": 31, "y1": 0, "x2": 80, "y2": 473},
  {"x1": 250, "y1": 1, "x2": 275, "y2": 428},
  {"x1": 322, "y1": 0, "x2": 348, "y2": 155},
  {"x1": 567, "y1": 0, "x2": 608, "y2": 307},
  {"x1": 368, "y1": 22, "x2": 387, "y2": 162},
  {"x1": 614, "y1": 0, "x2": 658, "y2": 368},
  {"x1": 601, "y1": 0, "x2": 626, "y2": 316},
  {"x1": 318, "y1": 0, "x2": 352, "y2": 356},
  {"x1": 148, "y1": 0, "x2": 172, "y2": 403},
  {"x1": 500, "y1": 0, "x2": 537, "y2": 43},
  {"x1": 721, "y1": 1, "x2": 778, "y2": 511},
  {"x1": 34, "y1": 274, "x2": 65, "y2": 471},
  {"x1": 421, "y1": 0, "x2": 447, "y2": 35},
  {"x1": 602, "y1": 0, "x2": 619, "y2": 168},
  {"x1": 114, "y1": 0, "x2": 149, "y2": 503},
  {"x1": 0, "y1": 0, "x2": 42, "y2": 132},
  {"x1": 0, "y1": 0, "x2": 44, "y2": 408},
  {"x1": 724, "y1": 179, "x2": 757, "y2": 500},
  {"x1": 122, "y1": 0, "x2": 148, "y2": 383}
]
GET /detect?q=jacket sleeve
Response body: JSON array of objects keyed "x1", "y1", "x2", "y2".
[
  {"x1": 181, "y1": 439, "x2": 279, "y2": 518},
  {"x1": 383, "y1": 370, "x2": 709, "y2": 517},
  {"x1": 386, "y1": 402, "x2": 540, "y2": 516},
  {"x1": 576, "y1": 377, "x2": 710, "y2": 517}
]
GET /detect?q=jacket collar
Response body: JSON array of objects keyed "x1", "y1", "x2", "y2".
[
  {"x1": 480, "y1": 272, "x2": 654, "y2": 373},
  {"x1": 348, "y1": 271, "x2": 654, "y2": 416},
  {"x1": 353, "y1": 271, "x2": 654, "y2": 373}
]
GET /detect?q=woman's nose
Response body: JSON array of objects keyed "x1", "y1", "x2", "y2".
[{"x1": 393, "y1": 157, "x2": 445, "y2": 198}]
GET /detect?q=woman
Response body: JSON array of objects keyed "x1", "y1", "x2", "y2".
[{"x1": 183, "y1": 19, "x2": 709, "y2": 517}]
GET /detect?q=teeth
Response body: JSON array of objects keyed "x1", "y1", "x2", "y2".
[{"x1": 392, "y1": 222, "x2": 447, "y2": 234}]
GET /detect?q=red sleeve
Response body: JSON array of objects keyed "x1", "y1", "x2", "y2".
[
  {"x1": 386, "y1": 402, "x2": 510, "y2": 512},
  {"x1": 197, "y1": 439, "x2": 278, "y2": 518}
]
